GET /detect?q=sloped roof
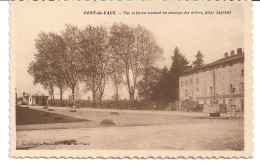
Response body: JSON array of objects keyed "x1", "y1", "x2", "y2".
[
  {"x1": 23, "y1": 94, "x2": 49, "y2": 97},
  {"x1": 181, "y1": 53, "x2": 244, "y2": 76}
]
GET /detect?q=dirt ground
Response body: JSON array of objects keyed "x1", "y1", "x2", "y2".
[{"x1": 16, "y1": 105, "x2": 244, "y2": 150}]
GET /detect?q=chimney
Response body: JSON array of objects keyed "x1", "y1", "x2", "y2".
[
  {"x1": 224, "y1": 52, "x2": 228, "y2": 58},
  {"x1": 237, "y1": 48, "x2": 242, "y2": 55},
  {"x1": 230, "y1": 50, "x2": 235, "y2": 56}
]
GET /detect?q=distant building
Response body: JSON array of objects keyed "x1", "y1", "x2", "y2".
[
  {"x1": 22, "y1": 92, "x2": 49, "y2": 106},
  {"x1": 179, "y1": 48, "x2": 244, "y2": 112},
  {"x1": 17, "y1": 97, "x2": 23, "y2": 105}
]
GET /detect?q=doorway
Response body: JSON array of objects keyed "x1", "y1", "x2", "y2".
[{"x1": 36, "y1": 97, "x2": 39, "y2": 106}]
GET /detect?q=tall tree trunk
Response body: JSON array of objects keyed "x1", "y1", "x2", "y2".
[
  {"x1": 92, "y1": 92, "x2": 96, "y2": 107},
  {"x1": 98, "y1": 96, "x2": 102, "y2": 109},
  {"x1": 129, "y1": 90, "x2": 134, "y2": 109},
  {"x1": 144, "y1": 70, "x2": 149, "y2": 102},
  {"x1": 130, "y1": 88, "x2": 135, "y2": 110},
  {"x1": 131, "y1": 93, "x2": 135, "y2": 109},
  {"x1": 59, "y1": 87, "x2": 63, "y2": 107},
  {"x1": 126, "y1": 70, "x2": 134, "y2": 109},
  {"x1": 98, "y1": 86, "x2": 105, "y2": 109},
  {"x1": 115, "y1": 84, "x2": 119, "y2": 108},
  {"x1": 71, "y1": 87, "x2": 75, "y2": 101}
]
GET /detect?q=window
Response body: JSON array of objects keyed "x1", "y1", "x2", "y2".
[
  {"x1": 210, "y1": 100, "x2": 213, "y2": 104},
  {"x1": 180, "y1": 81, "x2": 183, "y2": 86},
  {"x1": 229, "y1": 84, "x2": 235, "y2": 93},
  {"x1": 190, "y1": 79, "x2": 193, "y2": 84},
  {"x1": 216, "y1": 100, "x2": 219, "y2": 104},
  {"x1": 196, "y1": 88, "x2": 199, "y2": 95},
  {"x1": 241, "y1": 69, "x2": 244, "y2": 76},
  {"x1": 229, "y1": 84, "x2": 232, "y2": 93},
  {"x1": 185, "y1": 90, "x2": 188, "y2": 97},
  {"x1": 209, "y1": 87, "x2": 213, "y2": 95},
  {"x1": 185, "y1": 80, "x2": 188, "y2": 86},
  {"x1": 196, "y1": 78, "x2": 199, "y2": 84},
  {"x1": 223, "y1": 99, "x2": 226, "y2": 104},
  {"x1": 239, "y1": 83, "x2": 244, "y2": 93}
]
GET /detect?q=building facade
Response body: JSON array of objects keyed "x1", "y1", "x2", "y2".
[
  {"x1": 22, "y1": 92, "x2": 49, "y2": 106},
  {"x1": 179, "y1": 48, "x2": 244, "y2": 112}
]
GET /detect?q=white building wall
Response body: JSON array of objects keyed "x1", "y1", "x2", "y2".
[{"x1": 179, "y1": 55, "x2": 244, "y2": 111}]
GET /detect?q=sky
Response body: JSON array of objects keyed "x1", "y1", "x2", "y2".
[{"x1": 12, "y1": 1, "x2": 244, "y2": 99}]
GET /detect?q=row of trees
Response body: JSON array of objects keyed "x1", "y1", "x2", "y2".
[
  {"x1": 28, "y1": 23, "x2": 204, "y2": 109},
  {"x1": 28, "y1": 23, "x2": 163, "y2": 109}
]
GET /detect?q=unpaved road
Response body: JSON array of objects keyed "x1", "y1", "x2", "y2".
[{"x1": 16, "y1": 106, "x2": 244, "y2": 150}]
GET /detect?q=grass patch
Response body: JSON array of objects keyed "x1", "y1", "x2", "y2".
[
  {"x1": 69, "y1": 110, "x2": 77, "y2": 113},
  {"x1": 53, "y1": 117, "x2": 63, "y2": 121},
  {"x1": 110, "y1": 112, "x2": 119, "y2": 115},
  {"x1": 16, "y1": 106, "x2": 86, "y2": 125},
  {"x1": 100, "y1": 119, "x2": 116, "y2": 126},
  {"x1": 48, "y1": 109, "x2": 55, "y2": 111}
]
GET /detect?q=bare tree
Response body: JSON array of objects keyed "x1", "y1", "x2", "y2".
[
  {"x1": 61, "y1": 25, "x2": 83, "y2": 101},
  {"x1": 109, "y1": 23, "x2": 163, "y2": 109},
  {"x1": 80, "y1": 26, "x2": 110, "y2": 108},
  {"x1": 135, "y1": 25, "x2": 163, "y2": 102},
  {"x1": 29, "y1": 23, "x2": 163, "y2": 109},
  {"x1": 48, "y1": 83, "x2": 55, "y2": 100},
  {"x1": 109, "y1": 23, "x2": 136, "y2": 109},
  {"x1": 97, "y1": 66, "x2": 110, "y2": 108},
  {"x1": 110, "y1": 56, "x2": 124, "y2": 108}
]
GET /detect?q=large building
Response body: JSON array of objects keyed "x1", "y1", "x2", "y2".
[{"x1": 179, "y1": 48, "x2": 244, "y2": 112}]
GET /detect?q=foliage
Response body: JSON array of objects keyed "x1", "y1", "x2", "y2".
[
  {"x1": 150, "y1": 66, "x2": 172, "y2": 103},
  {"x1": 80, "y1": 25, "x2": 110, "y2": 107},
  {"x1": 193, "y1": 50, "x2": 204, "y2": 68},
  {"x1": 28, "y1": 32, "x2": 66, "y2": 105},
  {"x1": 137, "y1": 66, "x2": 162, "y2": 101},
  {"x1": 109, "y1": 23, "x2": 163, "y2": 109},
  {"x1": 148, "y1": 47, "x2": 191, "y2": 104},
  {"x1": 61, "y1": 25, "x2": 83, "y2": 101},
  {"x1": 28, "y1": 23, "x2": 193, "y2": 110},
  {"x1": 168, "y1": 47, "x2": 191, "y2": 101}
]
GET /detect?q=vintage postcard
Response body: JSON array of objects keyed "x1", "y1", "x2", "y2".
[{"x1": 9, "y1": 0, "x2": 253, "y2": 158}]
